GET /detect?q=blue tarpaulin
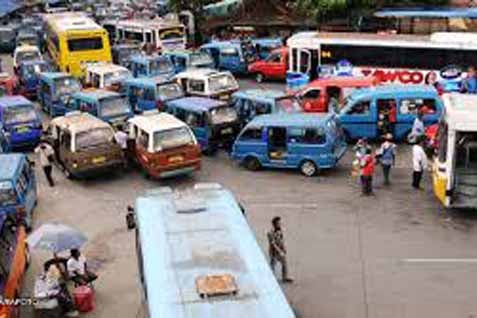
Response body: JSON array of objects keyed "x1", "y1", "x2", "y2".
[{"x1": 0, "y1": 0, "x2": 22, "y2": 18}]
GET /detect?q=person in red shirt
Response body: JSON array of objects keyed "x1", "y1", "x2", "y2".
[
  {"x1": 360, "y1": 148, "x2": 375, "y2": 195},
  {"x1": 388, "y1": 103, "x2": 397, "y2": 136}
]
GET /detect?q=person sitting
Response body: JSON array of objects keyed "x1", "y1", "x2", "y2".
[{"x1": 67, "y1": 249, "x2": 98, "y2": 286}]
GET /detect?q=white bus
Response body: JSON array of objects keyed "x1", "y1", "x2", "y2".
[
  {"x1": 287, "y1": 31, "x2": 477, "y2": 85},
  {"x1": 115, "y1": 18, "x2": 186, "y2": 51}
]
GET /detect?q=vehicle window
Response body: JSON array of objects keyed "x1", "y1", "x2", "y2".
[
  {"x1": 41, "y1": 82, "x2": 50, "y2": 94},
  {"x1": 79, "y1": 101, "x2": 94, "y2": 114},
  {"x1": 149, "y1": 59, "x2": 173, "y2": 76},
  {"x1": 275, "y1": 97, "x2": 302, "y2": 113},
  {"x1": 185, "y1": 112, "x2": 204, "y2": 128},
  {"x1": 189, "y1": 80, "x2": 205, "y2": 93},
  {"x1": 239, "y1": 127, "x2": 262, "y2": 141},
  {"x1": 303, "y1": 89, "x2": 320, "y2": 99},
  {"x1": 190, "y1": 53, "x2": 213, "y2": 67},
  {"x1": 254, "y1": 102, "x2": 271, "y2": 115},
  {"x1": 54, "y1": 77, "x2": 81, "y2": 97},
  {"x1": 138, "y1": 129, "x2": 149, "y2": 149},
  {"x1": 267, "y1": 53, "x2": 281, "y2": 63},
  {"x1": 288, "y1": 128, "x2": 326, "y2": 144},
  {"x1": 156, "y1": 83, "x2": 184, "y2": 100},
  {"x1": 92, "y1": 74, "x2": 101, "y2": 88},
  {"x1": 208, "y1": 74, "x2": 237, "y2": 93},
  {"x1": 153, "y1": 127, "x2": 194, "y2": 151},
  {"x1": 347, "y1": 100, "x2": 370, "y2": 115},
  {"x1": 438, "y1": 121, "x2": 448, "y2": 162},
  {"x1": 0, "y1": 181, "x2": 16, "y2": 206},
  {"x1": 158, "y1": 28, "x2": 184, "y2": 41},
  {"x1": 76, "y1": 128, "x2": 113, "y2": 150},
  {"x1": 220, "y1": 48, "x2": 239, "y2": 57},
  {"x1": 99, "y1": 97, "x2": 130, "y2": 118},
  {"x1": 4, "y1": 105, "x2": 37, "y2": 124},
  {"x1": 209, "y1": 106, "x2": 238, "y2": 125},
  {"x1": 399, "y1": 98, "x2": 436, "y2": 115},
  {"x1": 175, "y1": 57, "x2": 187, "y2": 69},
  {"x1": 67, "y1": 37, "x2": 103, "y2": 52}
]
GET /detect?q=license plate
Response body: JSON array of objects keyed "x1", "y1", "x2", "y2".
[
  {"x1": 169, "y1": 155, "x2": 183, "y2": 163},
  {"x1": 93, "y1": 156, "x2": 106, "y2": 164},
  {"x1": 221, "y1": 127, "x2": 233, "y2": 135},
  {"x1": 17, "y1": 126, "x2": 30, "y2": 133}
]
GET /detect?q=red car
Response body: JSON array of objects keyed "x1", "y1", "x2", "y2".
[
  {"x1": 248, "y1": 47, "x2": 288, "y2": 83},
  {"x1": 0, "y1": 73, "x2": 17, "y2": 97},
  {"x1": 297, "y1": 76, "x2": 379, "y2": 113}
]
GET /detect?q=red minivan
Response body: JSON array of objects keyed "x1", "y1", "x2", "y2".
[
  {"x1": 298, "y1": 76, "x2": 379, "y2": 113},
  {"x1": 248, "y1": 47, "x2": 288, "y2": 83}
]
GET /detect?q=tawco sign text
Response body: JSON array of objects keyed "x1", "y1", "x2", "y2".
[{"x1": 359, "y1": 68, "x2": 431, "y2": 84}]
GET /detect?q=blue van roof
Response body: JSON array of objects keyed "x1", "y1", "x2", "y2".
[
  {"x1": 233, "y1": 89, "x2": 287, "y2": 103},
  {"x1": 168, "y1": 97, "x2": 226, "y2": 112},
  {"x1": 72, "y1": 90, "x2": 120, "y2": 102},
  {"x1": 39, "y1": 72, "x2": 71, "y2": 80},
  {"x1": 131, "y1": 54, "x2": 170, "y2": 63},
  {"x1": 248, "y1": 113, "x2": 332, "y2": 128},
  {"x1": 0, "y1": 95, "x2": 33, "y2": 108},
  {"x1": 0, "y1": 153, "x2": 24, "y2": 181},
  {"x1": 201, "y1": 40, "x2": 241, "y2": 49},
  {"x1": 349, "y1": 84, "x2": 437, "y2": 100},
  {"x1": 125, "y1": 75, "x2": 172, "y2": 87}
]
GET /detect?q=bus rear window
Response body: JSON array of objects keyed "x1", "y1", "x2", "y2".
[{"x1": 67, "y1": 37, "x2": 103, "y2": 52}]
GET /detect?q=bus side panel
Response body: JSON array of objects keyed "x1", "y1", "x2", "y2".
[
  {"x1": 4, "y1": 227, "x2": 27, "y2": 302},
  {"x1": 433, "y1": 162, "x2": 448, "y2": 206}
]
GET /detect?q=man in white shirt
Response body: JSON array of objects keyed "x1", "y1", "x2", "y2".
[
  {"x1": 114, "y1": 125, "x2": 129, "y2": 168},
  {"x1": 67, "y1": 249, "x2": 97, "y2": 286},
  {"x1": 34, "y1": 142, "x2": 56, "y2": 187},
  {"x1": 412, "y1": 139, "x2": 428, "y2": 189}
]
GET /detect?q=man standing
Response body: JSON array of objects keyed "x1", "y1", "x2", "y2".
[
  {"x1": 409, "y1": 112, "x2": 425, "y2": 144},
  {"x1": 412, "y1": 139, "x2": 428, "y2": 189},
  {"x1": 114, "y1": 125, "x2": 129, "y2": 164},
  {"x1": 377, "y1": 134, "x2": 396, "y2": 186},
  {"x1": 267, "y1": 217, "x2": 293, "y2": 283},
  {"x1": 360, "y1": 148, "x2": 375, "y2": 195},
  {"x1": 35, "y1": 142, "x2": 55, "y2": 187}
]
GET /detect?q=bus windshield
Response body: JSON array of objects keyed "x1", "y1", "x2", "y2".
[
  {"x1": 54, "y1": 77, "x2": 81, "y2": 97},
  {"x1": 209, "y1": 106, "x2": 238, "y2": 125},
  {"x1": 276, "y1": 97, "x2": 302, "y2": 113},
  {"x1": 104, "y1": 70, "x2": 131, "y2": 87},
  {"x1": 76, "y1": 127, "x2": 113, "y2": 150},
  {"x1": 0, "y1": 181, "x2": 16, "y2": 206},
  {"x1": 208, "y1": 74, "x2": 237, "y2": 93},
  {"x1": 190, "y1": 52, "x2": 213, "y2": 67},
  {"x1": 149, "y1": 59, "x2": 173, "y2": 76},
  {"x1": 16, "y1": 51, "x2": 41, "y2": 65},
  {"x1": 4, "y1": 105, "x2": 37, "y2": 124},
  {"x1": 99, "y1": 97, "x2": 130, "y2": 118},
  {"x1": 156, "y1": 83, "x2": 184, "y2": 100},
  {"x1": 67, "y1": 37, "x2": 103, "y2": 52},
  {"x1": 153, "y1": 127, "x2": 194, "y2": 151}
]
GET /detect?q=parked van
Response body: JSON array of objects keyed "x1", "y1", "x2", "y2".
[
  {"x1": 16, "y1": 60, "x2": 52, "y2": 99},
  {"x1": 38, "y1": 72, "x2": 82, "y2": 117},
  {"x1": 164, "y1": 50, "x2": 215, "y2": 74},
  {"x1": 83, "y1": 62, "x2": 132, "y2": 91},
  {"x1": 298, "y1": 76, "x2": 378, "y2": 113},
  {"x1": 13, "y1": 45, "x2": 42, "y2": 73},
  {"x1": 248, "y1": 47, "x2": 288, "y2": 83},
  {"x1": 70, "y1": 90, "x2": 132, "y2": 127},
  {"x1": 231, "y1": 89, "x2": 302, "y2": 125},
  {"x1": 338, "y1": 85, "x2": 442, "y2": 140},
  {"x1": 111, "y1": 43, "x2": 141, "y2": 69},
  {"x1": 200, "y1": 40, "x2": 257, "y2": 74},
  {"x1": 232, "y1": 113, "x2": 347, "y2": 176},
  {"x1": 165, "y1": 97, "x2": 240, "y2": 153},
  {"x1": 0, "y1": 153, "x2": 37, "y2": 229},
  {"x1": 130, "y1": 54, "x2": 175, "y2": 79},
  {"x1": 46, "y1": 112, "x2": 125, "y2": 178},
  {"x1": 174, "y1": 68, "x2": 239, "y2": 101},
  {"x1": 0, "y1": 96, "x2": 42, "y2": 149},
  {"x1": 124, "y1": 76, "x2": 185, "y2": 113},
  {"x1": 127, "y1": 111, "x2": 201, "y2": 178}
]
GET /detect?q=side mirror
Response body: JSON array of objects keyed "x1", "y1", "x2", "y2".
[{"x1": 126, "y1": 206, "x2": 136, "y2": 230}]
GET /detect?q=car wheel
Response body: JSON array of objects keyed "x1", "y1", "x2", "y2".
[
  {"x1": 255, "y1": 73, "x2": 264, "y2": 83},
  {"x1": 244, "y1": 157, "x2": 261, "y2": 171},
  {"x1": 300, "y1": 160, "x2": 318, "y2": 177}
]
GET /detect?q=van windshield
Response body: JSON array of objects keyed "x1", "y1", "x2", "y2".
[
  {"x1": 149, "y1": 59, "x2": 173, "y2": 76},
  {"x1": 210, "y1": 106, "x2": 238, "y2": 125},
  {"x1": 99, "y1": 97, "x2": 130, "y2": 118},
  {"x1": 54, "y1": 77, "x2": 81, "y2": 97},
  {"x1": 153, "y1": 127, "x2": 194, "y2": 151},
  {"x1": 22, "y1": 63, "x2": 49, "y2": 78},
  {"x1": 0, "y1": 181, "x2": 16, "y2": 206},
  {"x1": 275, "y1": 97, "x2": 302, "y2": 113},
  {"x1": 104, "y1": 70, "x2": 131, "y2": 87},
  {"x1": 156, "y1": 83, "x2": 184, "y2": 100},
  {"x1": 208, "y1": 74, "x2": 237, "y2": 94},
  {"x1": 4, "y1": 105, "x2": 37, "y2": 124},
  {"x1": 190, "y1": 52, "x2": 213, "y2": 67},
  {"x1": 16, "y1": 51, "x2": 41, "y2": 65},
  {"x1": 76, "y1": 127, "x2": 113, "y2": 150}
]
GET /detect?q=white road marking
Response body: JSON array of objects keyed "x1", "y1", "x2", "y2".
[{"x1": 402, "y1": 258, "x2": 477, "y2": 263}]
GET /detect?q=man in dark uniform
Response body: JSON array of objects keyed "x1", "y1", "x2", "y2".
[{"x1": 267, "y1": 216, "x2": 293, "y2": 283}]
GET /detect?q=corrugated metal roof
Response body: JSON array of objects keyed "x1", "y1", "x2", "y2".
[{"x1": 0, "y1": 153, "x2": 24, "y2": 181}]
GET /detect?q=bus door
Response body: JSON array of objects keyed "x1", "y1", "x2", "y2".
[
  {"x1": 451, "y1": 130, "x2": 477, "y2": 208},
  {"x1": 267, "y1": 126, "x2": 288, "y2": 164},
  {"x1": 340, "y1": 98, "x2": 377, "y2": 139},
  {"x1": 432, "y1": 121, "x2": 449, "y2": 206},
  {"x1": 298, "y1": 49, "x2": 311, "y2": 75}
]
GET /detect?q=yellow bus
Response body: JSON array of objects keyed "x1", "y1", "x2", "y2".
[
  {"x1": 433, "y1": 93, "x2": 477, "y2": 209},
  {"x1": 44, "y1": 13, "x2": 112, "y2": 77}
]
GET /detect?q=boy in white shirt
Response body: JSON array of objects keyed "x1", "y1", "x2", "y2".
[{"x1": 412, "y1": 139, "x2": 428, "y2": 189}]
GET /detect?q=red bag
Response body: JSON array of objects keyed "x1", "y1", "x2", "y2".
[{"x1": 73, "y1": 286, "x2": 95, "y2": 313}]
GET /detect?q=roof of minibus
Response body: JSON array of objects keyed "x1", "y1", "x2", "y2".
[
  {"x1": 307, "y1": 76, "x2": 377, "y2": 89},
  {"x1": 73, "y1": 89, "x2": 120, "y2": 102},
  {"x1": 168, "y1": 97, "x2": 227, "y2": 112},
  {"x1": 442, "y1": 93, "x2": 477, "y2": 130},
  {"x1": 128, "y1": 112, "x2": 186, "y2": 134},
  {"x1": 86, "y1": 63, "x2": 129, "y2": 75},
  {"x1": 50, "y1": 112, "x2": 111, "y2": 134},
  {"x1": 116, "y1": 18, "x2": 184, "y2": 29},
  {"x1": 233, "y1": 89, "x2": 287, "y2": 103},
  {"x1": 45, "y1": 13, "x2": 103, "y2": 32},
  {"x1": 0, "y1": 153, "x2": 24, "y2": 181},
  {"x1": 287, "y1": 31, "x2": 477, "y2": 50},
  {"x1": 125, "y1": 75, "x2": 173, "y2": 87},
  {"x1": 135, "y1": 183, "x2": 295, "y2": 318},
  {"x1": 248, "y1": 113, "x2": 332, "y2": 128},
  {"x1": 0, "y1": 96, "x2": 33, "y2": 108},
  {"x1": 40, "y1": 72, "x2": 73, "y2": 80},
  {"x1": 374, "y1": 7, "x2": 477, "y2": 18},
  {"x1": 349, "y1": 84, "x2": 437, "y2": 100}
]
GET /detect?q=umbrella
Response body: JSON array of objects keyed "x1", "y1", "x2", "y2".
[{"x1": 26, "y1": 223, "x2": 87, "y2": 253}]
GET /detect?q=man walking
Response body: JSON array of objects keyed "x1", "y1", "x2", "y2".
[
  {"x1": 377, "y1": 133, "x2": 396, "y2": 186},
  {"x1": 412, "y1": 139, "x2": 428, "y2": 189},
  {"x1": 360, "y1": 148, "x2": 375, "y2": 195},
  {"x1": 35, "y1": 142, "x2": 55, "y2": 187},
  {"x1": 267, "y1": 217, "x2": 293, "y2": 283}
]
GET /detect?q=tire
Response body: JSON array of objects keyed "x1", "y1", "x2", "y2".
[
  {"x1": 255, "y1": 73, "x2": 264, "y2": 83},
  {"x1": 244, "y1": 157, "x2": 261, "y2": 171},
  {"x1": 300, "y1": 160, "x2": 318, "y2": 177}
]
